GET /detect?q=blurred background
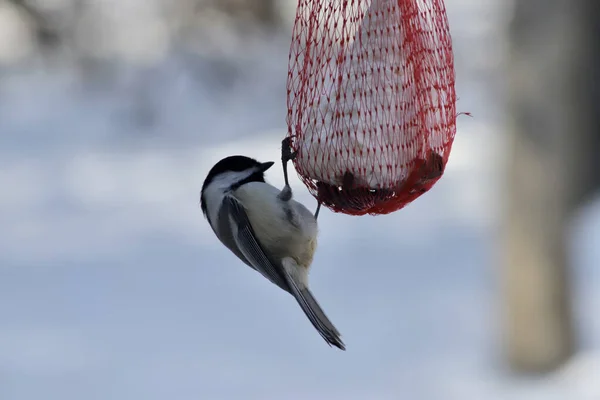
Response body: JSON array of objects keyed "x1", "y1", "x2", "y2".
[{"x1": 0, "y1": 0, "x2": 598, "y2": 399}]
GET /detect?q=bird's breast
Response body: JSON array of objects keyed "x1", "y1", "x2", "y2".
[{"x1": 234, "y1": 183, "x2": 319, "y2": 268}]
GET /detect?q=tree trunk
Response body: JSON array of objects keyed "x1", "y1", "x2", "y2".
[{"x1": 502, "y1": 0, "x2": 600, "y2": 374}]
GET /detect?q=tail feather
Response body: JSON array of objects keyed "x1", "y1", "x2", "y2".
[{"x1": 286, "y1": 278, "x2": 346, "y2": 350}]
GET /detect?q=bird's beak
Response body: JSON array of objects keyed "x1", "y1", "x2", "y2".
[{"x1": 260, "y1": 161, "x2": 275, "y2": 172}]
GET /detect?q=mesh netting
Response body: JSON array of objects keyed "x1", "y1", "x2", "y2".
[{"x1": 286, "y1": 0, "x2": 457, "y2": 216}]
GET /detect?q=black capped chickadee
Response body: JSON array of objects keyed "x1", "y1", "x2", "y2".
[{"x1": 200, "y1": 137, "x2": 345, "y2": 350}]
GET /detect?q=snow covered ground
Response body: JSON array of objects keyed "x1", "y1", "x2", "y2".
[{"x1": 0, "y1": 0, "x2": 597, "y2": 399}]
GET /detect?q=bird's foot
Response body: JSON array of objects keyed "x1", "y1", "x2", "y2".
[
  {"x1": 281, "y1": 137, "x2": 297, "y2": 187},
  {"x1": 281, "y1": 137, "x2": 298, "y2": 164}
]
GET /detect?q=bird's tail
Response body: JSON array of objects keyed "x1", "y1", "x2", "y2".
[{"x1": 285, "y1": 277, "x2": 346, "y2": 350}]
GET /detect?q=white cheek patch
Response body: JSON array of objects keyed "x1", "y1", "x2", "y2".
[{"x1": 202, "y1": 168, "x2": 262, "y2": 230}]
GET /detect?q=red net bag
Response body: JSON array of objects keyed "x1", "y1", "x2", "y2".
[{"x1": 286, "y1": 0, "x2": 457, "y2": 216}]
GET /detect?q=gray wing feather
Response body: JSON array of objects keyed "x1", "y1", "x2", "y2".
[
  {"x1": 215, "y1": 201, "x2": 255, "y2": 270},
  {"x1": 223, "y1": 195, "x2": 346, "y2": 350},
  {"x1": 223, "y1": 195, "x2": 290, "y2": 292}
]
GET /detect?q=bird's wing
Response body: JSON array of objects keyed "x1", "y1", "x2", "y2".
[
  {"x1": 223, "y1": 194, "x2": 346, "y2": 350},
  {"x1": 222, "y1": 194, "x2": 290, "y2": 292},
  {"x1": 214, "y1": 201, "x2": 256, "y2": 270}
]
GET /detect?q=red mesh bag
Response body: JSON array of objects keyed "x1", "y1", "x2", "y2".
[{"x1": 286, "y1": 0, "x2": 457, "y2": 216}]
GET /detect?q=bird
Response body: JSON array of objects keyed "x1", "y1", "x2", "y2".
[{"x1": 199, "y1": 137, "x2": 345, "y2": 350}]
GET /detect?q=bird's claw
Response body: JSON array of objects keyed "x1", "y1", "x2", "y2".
[{"x1": 281, "y1": 137, "x2": 298, "y2": 163}]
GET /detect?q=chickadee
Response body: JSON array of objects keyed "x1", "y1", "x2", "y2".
[{"x1": 200, "y1": 137, "x2": 345, "y2": 350}]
